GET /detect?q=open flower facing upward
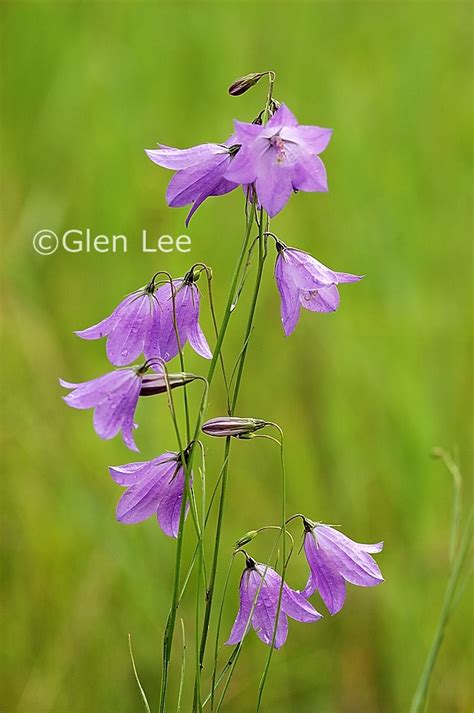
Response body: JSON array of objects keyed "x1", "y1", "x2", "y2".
[
  {"x1": 75, "y1": 282, "x2": 161, "y2": 366},
  {"x1": 155, "y1": 275, "x2": 212, "y2": 362},
  {"x1": 224, "y1": 103, "x2": 332, "y2": 217},
  {"x1": 146, "y1": 137, "x2": 240, "y2": 225},
  {"x1": 60, "y1": 368, "x2": 143, "y2": 451},
  {"x1": 275, "y1": 243, "x2": 362, "y2": 335},
  {"x1": 226, "y1": 558, "x2": 322, "y2": 649},
  {"x1": 302, "y1": 521, "x2": 384, "y2": 615},
  {"x1": 110, "y1": 450, "x2": 191, "y2": 537}
]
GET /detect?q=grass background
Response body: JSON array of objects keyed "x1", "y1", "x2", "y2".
[{"x1": 1, "y1": 1, "x2": 472, "y2": 712}]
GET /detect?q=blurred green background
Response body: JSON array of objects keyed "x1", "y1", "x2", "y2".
[{"x1": 1, "y1": 1, "x2": 472, "y2": 712}]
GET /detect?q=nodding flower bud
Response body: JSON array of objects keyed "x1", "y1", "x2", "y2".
[
  {"x1": 201, "y1": 417, "x2": 267, "y2": 438},
  {"x1": 234, "y1": 530, "x2": 258, "y2": 549},
  {"x1": 228, "y1": 72, "x2": 267, "y2": 96},
  {"x1": 140, "y1": 372, "x2": 198, "y2": 396}
]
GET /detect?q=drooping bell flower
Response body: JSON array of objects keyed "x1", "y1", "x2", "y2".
[
  {"x1": 224, "y1": 103, "x2": 332, "y2": 217},
  {"x1": 75, "y1": 279, "x2": 161, "y2": 367},
  {"x1": 146, "y1": 137, "x2": 240, "y2": 225},
  {"x1": 274, "y1": 242, "x2": 362, "y2": 335},
  {"x1": 226, "y1": 558, "x2": 322, "y2": 649},
  {"x1": 155, "y1": 273, "x2": 212, "y2": 362},
  {"x1": 60, "y1": 363, "x2": 198, "y2": 451},
  {"x1": 110, "y1": 449, "x2": 192, "y2": 537},
  {"x1": 201, "y1": 416, "x2": 267, "y2": 438},
  {"x1": 302, "y1": 520, "x2": 384, "y2": 615}
]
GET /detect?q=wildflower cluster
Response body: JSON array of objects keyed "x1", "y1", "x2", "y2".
[{"x1": 61, "y1": 71, "x2": 384, "y2": 710}]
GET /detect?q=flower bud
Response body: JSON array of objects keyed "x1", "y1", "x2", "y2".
[
  {"x1": 234, "y1": 530, "x2": 258, "y2": 549},
  {"x1": 201, "y1": 417, "x2": 267, "y2": 438},
  {"x1": 228, "y1": 72, "x2": 266, "y2": 96},
  {"x1": 140, "y1": 372, "x2": 198, "y2": 396}
]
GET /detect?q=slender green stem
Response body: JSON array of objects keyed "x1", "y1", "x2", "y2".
[
  {"x1": 210, "y1": 555, "x2": 236, "y2": 710},
  {"x1": 198, "y1": 211, "x2": 268, "y2": 674},
  {"x1": 256, "y1": 425, "x2": 287, "y2": 711},
  {"x1": 409, "y1": 509, "x2": 473, "y2": 713},
  {"x1": 176, "y1": 620, "x2": 186, "y2": 713},
  {"x1": 206, "y1": 201, "x2": 256, "y2": 388},
  {"x1": 128, "y1": 634, "x2": 152, "y2": 713},
  {"x1": 230, "y1": 210, "x2": 267, "y2": 413},
  {"x1": 162, "y1": 234, "x2": 247, "y2": 709},
  {"x1": 194, "y1": 80, "x2": 275, "y2": 689},
  {"x1": 160, "y1": 375, "x2": 205, "y2": 713},
  {"x1": 432, "y1": 447, "x2": 463, "y2": 563}
]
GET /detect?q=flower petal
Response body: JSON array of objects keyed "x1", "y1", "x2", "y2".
[
  {"x1": 166, "y1": 154, "x2": 231, "y2": 207},
  {"x1": 74, "y1": 313, "x2": 116, "y2": 340},
  {"x1": 156, "y1": 281, "x2": 197, "y2": 361},
  {"x1": 61, "y1": 370, "x2": 132, "y2": 410},
  {"x1": 290, "y1": 152, "x2": 328, "y2": 193},
  {"x1": 275, "y1": 255, "x2": 301, "y2": 336},
  {"x1": 115, "y1": 460, "x2": 176, "y2": 523},
  {"x1": 300, "y1": 284, "x2": 340, "y2": 313},
  {"x1": 303, "y1": 532, "x2": 346, "y2": 614},
  {"x1": 74, "y1": 292, "x2": 138, "y2": 341},
  {"x1": 109, "y1": 460, "x2": 152, "y2": 485},
  {"x1": 187, "y1": 298, "x2": 212, "y2": 359},
  {"x1": 333, "y1": 272, "x2": 363, "y2": 284},
  {"x1": 109, "y1": 452, "x2": 177, "y2": 485},
  {"x1": 251, "y1": 573, "x2": 288, "y2": 649},
  {"x1": 226, "y1": 569, "x2": 253, "y2": 645},
  {"x1": 106, "y1": 294, "x2": 155, "y2": 366},
  {"x1": 254, "y1": 149, "x2": 293, "y2": 217},
  {"x1": 282, "y1": 125, "x2": 333, "y2": 154},
  {"x1": 267, "y1": 103, "x2": 298, "y2": 130},
  {"x1": 316, "y1": 526, "x2": 384, "y2": 587},
  {"x1": 145, "y1": 143, "x2": 226, "y2": 169},
  {"x1": 156, "y1": 465, "x2": 189, "y2": 538},
  {"x1": 92, "y1": 373, "x2": 140, "y2": 444},
  {"x1": 261, "y1": 567, "x2": 322, "y2": 622}
]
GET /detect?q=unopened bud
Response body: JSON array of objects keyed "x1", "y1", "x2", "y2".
[
  {"x1": 140, "y1": 372, "x2": 198, "y2": 396},
  {"x1": 234, "y1": 530, "x2": 258, "y2": 549},
  {"x1": 228, "y1": 72, "x2": 266, "y2": 96},
  {"x1": 201, "y1": 417, "x2": 267, "y2": 438}
]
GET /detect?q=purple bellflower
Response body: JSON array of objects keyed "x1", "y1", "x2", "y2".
[
  {"x1": 146, "y1": 137, "x2": 240, "y2": 225},
  {"x1": 226, "y1": 558, "x2": 322, "y2": 649},
  {"x1": 60, "y1": 367, "x2": 143, "y2": 451},
  {"x1": 224, "y1": 103, "x2": 332, "y2": 217},
  {"x1": 110, "y1": 449, "x2": 191, "y2": 537},
  {"x1": 275, "y1": 242, "x2": 362, "y2": 335},
  {"x1": 302, "y1": 520, "x2": 384, "y2": 615},
  {"x1": 60, "y1": 365, "x2": 199, "y2": 450},
  {"x1": 75, "y1": 281, "x2": 160, "y2": 367},
  {"x1": 155, "y1": 274, "x2": 212, "y2": 362}
]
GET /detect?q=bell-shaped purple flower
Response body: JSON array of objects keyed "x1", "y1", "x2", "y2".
[
  {"x1": 110, "y1": 450, "x2": 191, "y2": 537},
  {"x1": 302, "y1": 521, "x2": 384, "y2": 615},
  {"x1": 75, "y1": 283, "x2": 161, "y2": 367},
  {"x1": 146, "y1": 137, "x2": 239, "y2": 225},
  {"x1": 275, "y1": 243, "x2": 362, "y2": 336},
  {"x1": 226, "y1": 559, "x2": 322, "y2": 649},
  {"x1": 224, "y1": 103, "x2": 332, "y2": 217},
  {"x1": 155, "y1": 276, "x2": 212, "y2": 362},
  {"x1": 60, "y1": 367, "x2": 143, "y2": 451}
]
